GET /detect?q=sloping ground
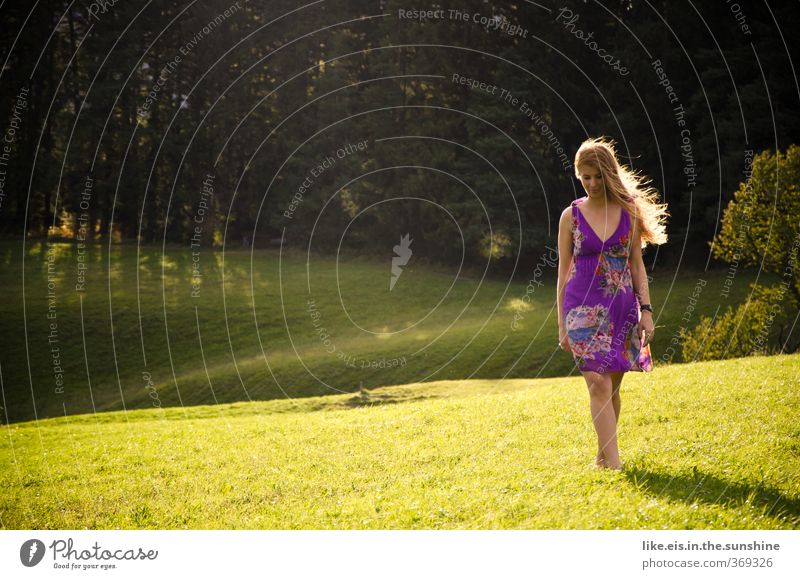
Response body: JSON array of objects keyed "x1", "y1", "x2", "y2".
[{"x1": 1, "y1": 353, "x2": 798, "y2": 529}]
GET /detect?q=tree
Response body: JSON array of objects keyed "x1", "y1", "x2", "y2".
[
  {"x1": 680, "y1": 145, "x2": 800, "y2": 360},
  {"x1": 680, "y1": 283, "x2": 798, "y2": 361},
  {"x1": 711, "y1": 145, "x2": 800, "y2": 305}
]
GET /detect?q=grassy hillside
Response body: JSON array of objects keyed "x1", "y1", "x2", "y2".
[
  {"x1": 1, "y1": 352, "x2": 798, "y2": 529},
  {"x1": 0, "y1": 240, "x2": 776, "y2": 424}
]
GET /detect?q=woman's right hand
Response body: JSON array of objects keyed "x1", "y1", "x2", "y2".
[{"x1": 558, "y1": 325, "x2": 571, "y2": 352}]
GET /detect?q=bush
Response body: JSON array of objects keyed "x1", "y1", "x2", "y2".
[{"x1": 679, "y1": 283, "x2": 798, "y2": 362}]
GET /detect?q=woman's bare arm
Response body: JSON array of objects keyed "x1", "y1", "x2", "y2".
[
  {"x1": 628, "y1": 216, "x2": 651, "y2": 306},
  {"x1": 556, "y1": 207, "x2": 574, "y2": 328}
]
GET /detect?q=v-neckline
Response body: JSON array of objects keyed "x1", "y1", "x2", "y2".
[{"x1": 576, "y1": 197, "x2": 625, "y2": 244}]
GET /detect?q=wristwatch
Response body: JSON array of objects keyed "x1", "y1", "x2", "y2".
[{"x1": 640, "y1": 303, "x2": 653, "y2": 313}]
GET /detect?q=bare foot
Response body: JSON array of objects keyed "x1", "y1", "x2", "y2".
[
  {"x1": 595, "y1": 450, "x2": 608, "y2": 468},
  {"x1": 594, "y1": 451, "x2": 625, "y2": 470}
]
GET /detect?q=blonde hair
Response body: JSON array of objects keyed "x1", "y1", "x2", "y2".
[{"x1": 574, "y1": 137, "x2": 669, "y2": 248}]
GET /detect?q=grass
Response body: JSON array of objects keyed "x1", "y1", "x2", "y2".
[
  {"x1": 2, "y1": 352, "x2": 798, "y2": 529},
  {"x1": 0, "y1": 239, "x2": 777, "y2": 422},
  {"x1": 1, "y1": 239, "x2": 796, "y2": 529}
]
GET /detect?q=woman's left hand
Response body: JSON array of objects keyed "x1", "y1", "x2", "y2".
[{"x1": 638, "y1": 312, "x2": 655, "y2": 347}]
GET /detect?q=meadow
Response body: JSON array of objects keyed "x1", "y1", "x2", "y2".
[
  {"x1": 1, "y1": 352, "x2": 798, "y2": 529},
  {"x1": 0, "y1": 239, "x2": 773, "y2": 422},
  {"x1": 1, "y1": 240, "x2": 797, "y2": 529}
]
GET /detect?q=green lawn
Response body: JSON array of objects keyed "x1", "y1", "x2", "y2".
[
  {"x1": 0, "y1": 240, "x2": 777, "y2": 422},
  {"x1": 1, "y1": 352, "x2": 798, "y2": 529},
  {"x1": 2, "y1": 239, "x2": 796, "y2": 529}
]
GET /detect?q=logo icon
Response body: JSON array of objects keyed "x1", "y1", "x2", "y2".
[
  {"x1": 390, "y1": 233, "x2": 413, "y2": 291},
  {"x1": 20, "y1": 539, "x2": 45, "y2": 567}
]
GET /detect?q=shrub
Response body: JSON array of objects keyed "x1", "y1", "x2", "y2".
[{"x1": 680, "y1": 282, "x2": 798, "y2": 361}]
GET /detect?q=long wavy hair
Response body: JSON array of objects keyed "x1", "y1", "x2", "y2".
[{"x1": 574, "y1": 137, "x2": 669, "y2": 248}]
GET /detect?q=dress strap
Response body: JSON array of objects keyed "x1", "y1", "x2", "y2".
[
  {"x1": 570, "y1": 199, "x2": 582, "y2": 245},
  {"x1": 570, "y1": 197, "x2": 581, "y2": 216}
]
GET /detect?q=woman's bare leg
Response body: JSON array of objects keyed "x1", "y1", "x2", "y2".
[
  {"x1": 610, "y1": 372, "x2": 623, "y2": 424},
  {"x1": 596, "y1": 372, "x2": 624, "y2": 467},
  {"x1": 583, "y1": 371, "x2": 622, "y2": 469}
]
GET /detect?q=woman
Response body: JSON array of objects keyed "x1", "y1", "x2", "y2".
[{"x1": 557, "y1": 137, "x2": 669, "y2": 470}]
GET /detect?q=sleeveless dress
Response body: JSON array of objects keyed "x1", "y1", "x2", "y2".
[{"x1": 563, "y1": 196, "x2": 653, "y2": 373}]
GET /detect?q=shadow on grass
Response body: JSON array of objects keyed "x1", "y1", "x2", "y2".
[
  {"x1": 335, "y1": 387, "x2": 431, "y2": 410},
  {"x1": 624, "y1": 464, "x2": 800, "y2": 527},
  {"x1": 8, "y1": 385, "x2": 446, "y2": 425}
]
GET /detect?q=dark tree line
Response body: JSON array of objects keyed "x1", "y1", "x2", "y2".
[{"x1": 1, "y1": 0, "x2": 798, "y2": 274}]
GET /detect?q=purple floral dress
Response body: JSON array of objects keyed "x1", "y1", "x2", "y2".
[{"x1": 563, "y1": 196, "x2": 653, "y2": 373}]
